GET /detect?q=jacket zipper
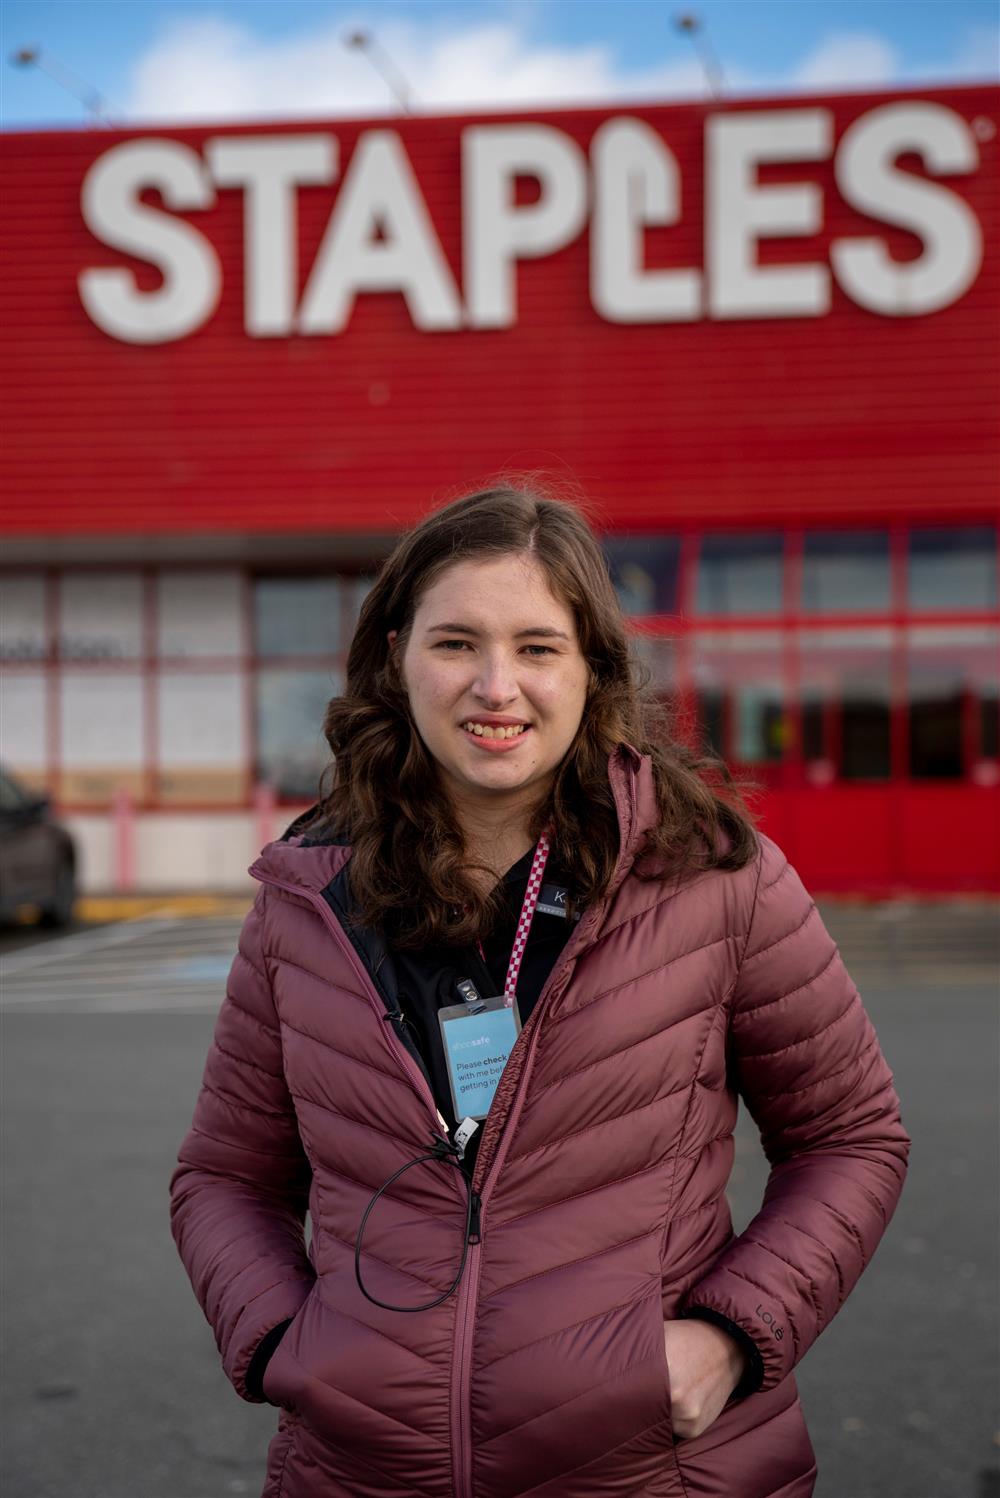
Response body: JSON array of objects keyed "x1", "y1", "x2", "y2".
[
  {"x1": 448, "y1": 892, "x2": 612, "y2": 1498},
  {"x1": 449, "y1": 755, "x2": 638, "y2": 1494},
  {"x1": 451, "y1": 1189, "x2": 482, "y2": 1498},
  {"x1": 250, "y1": 869, "x2": 465, "y2": 1206}
]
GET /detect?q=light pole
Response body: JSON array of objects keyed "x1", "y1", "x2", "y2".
[
  {"x1": 343, "y1": 30, "x2": 415, "y2": 114},
  {"x1": 673, "y1": 12, "x2": 727, "y2": 99},
  {"x1": 9, "y1": 45, "x2": 116, "y2": 125}
]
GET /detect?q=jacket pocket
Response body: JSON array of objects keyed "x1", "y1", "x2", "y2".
[
  {"x1": 651, "y1": 1296, "x2": 677, "y2": 1445},
  {"x1": 261, "y1": 1287, "x2": 317, "y2": 1412}
]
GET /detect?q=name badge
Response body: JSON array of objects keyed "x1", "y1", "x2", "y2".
[
  {"x1": 536, "y1": 883, "x2": 580, "y2": 920},
  {"x1": 438, "y1": 996, "x2": 522, "y2": 1122}
]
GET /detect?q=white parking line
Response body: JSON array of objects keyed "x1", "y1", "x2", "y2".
[
  {"x1": 1, "y1": 915, "x2": 244, "y2": 1013},
  {"x1": 0, "y1": 912, "x2": 183, "y2": 978}
]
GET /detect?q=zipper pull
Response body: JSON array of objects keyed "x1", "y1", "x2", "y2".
[{"x1": 467, "y1": 1190, "x2": 482, "y2": 1244}]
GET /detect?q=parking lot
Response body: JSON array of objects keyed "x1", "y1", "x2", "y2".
[{"x1": 2, "y1": 899, "x2": 997, "y2": 1498}]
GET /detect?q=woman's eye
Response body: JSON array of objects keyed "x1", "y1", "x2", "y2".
[
  {"x1": 436, "y1": 639, "x2": 472, "y2": 651},
  {"x1": 523, "y1": 644, "x2": 555, "y2": 657}
]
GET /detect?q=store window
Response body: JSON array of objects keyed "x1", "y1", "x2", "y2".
[
  {"x1": 253, "y1": 576, "x2": 353, "y2": 801},
  {"x1": 699, "y1": 688, "x2": 726, "y2": 760},
  {"x1": 802, "y1": 532, "x2": 890, "y2": 614},
  {"x1": 983, "y1": 690, "x2": 999, "y2": 761},
  {"x1": 158, "y1": 571, "x2": 244, "y2": 658},
  {"x1": 59, "y1": 573, "x2": 143, "y2": 660},
  {"x1": 156, "y1": 671, "x2": 246, "y2": 804},
  {"x1": 909, "y1": 684, "x2": 962, "y2": 778},
  {"x1": 0, "y1": 672, "x2": 47, "y2": 791},
  {"x1": 58, "y1": 671, "x2": 144, "y2": 804},
  {"x1": 255, "y1": 578, "x2": 344, "y2": 657},
  {"x1": 256, "y1": 668, "x2": 339, "y2": 802},
  {"x1": 908, "y1": 626, "x2": 1000, "y2": 780},
  {"x1": 736, "y1": 685, "x2": 787, "y2": 764},
  {"x1": 343, "y1": 576, "x2": 374, "y2": 640},
  {"x1": 695, "y1": 534, "x2": 784, "y2": 616},
  {"x1": 691, "y1": 631, "x2": 787, "y2": 766},
  {"x1": 908, "y1": 527, "x2": 998, "y2": 612},
  {"x1": 1, "y1": 574, "x2": 48, "y2": 661},
  {"x1": 800, "y1": 628, "x2": 892, "y2": 782},
  {"x1": 604, "y1": 536, "x2": 680, "y2": 616}
]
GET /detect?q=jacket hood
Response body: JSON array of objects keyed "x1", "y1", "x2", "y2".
[{"x1": 247, "y1": 742, "x2": 655, "y2": 896}]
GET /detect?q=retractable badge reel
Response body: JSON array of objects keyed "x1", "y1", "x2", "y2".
[{"x1": 437, "y1": 834, "x2": 551, "y2": 1133}]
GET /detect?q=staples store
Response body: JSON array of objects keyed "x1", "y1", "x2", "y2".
[{"x1": 1, "y1": 83, "x2": 997, "y2": 894}]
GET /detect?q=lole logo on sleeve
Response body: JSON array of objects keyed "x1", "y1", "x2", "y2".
[{"x1": 756, "y1": 1304, "x2": 785, "y2": 1340}]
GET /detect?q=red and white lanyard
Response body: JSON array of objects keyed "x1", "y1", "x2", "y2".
[{"x1": 477, "y1": 833, "x2": 551, "y2": 1008}]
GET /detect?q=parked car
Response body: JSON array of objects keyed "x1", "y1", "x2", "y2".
[{"x1": 0, "y1": 768, "x2": 77, "y2": 926}]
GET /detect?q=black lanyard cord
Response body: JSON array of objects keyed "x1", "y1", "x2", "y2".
[{"x1": 354, "y1": 1137, "x2": 478, "y2": 1313}]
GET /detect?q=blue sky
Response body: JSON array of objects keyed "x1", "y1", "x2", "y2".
[{"x1": 1, "y1": 1, "x2": 997, "y2": 129}]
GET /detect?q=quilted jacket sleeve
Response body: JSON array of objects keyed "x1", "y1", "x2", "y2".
[
  {"x1": 169, "y1": 887, "x2": 315, "y2": 1403},
  {"x1": 679, "y1": 834, "x2": 910, "y2": 1391}
]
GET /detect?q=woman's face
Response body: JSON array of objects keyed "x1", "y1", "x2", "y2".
[{"x1": 395, "y1": 552, "x2": 590, "y2": 816}]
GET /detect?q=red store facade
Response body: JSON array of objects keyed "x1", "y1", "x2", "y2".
[{"x1": 1, "y1": 83, "x2": 997, "y2": 893}]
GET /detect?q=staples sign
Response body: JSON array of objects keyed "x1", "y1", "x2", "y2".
[{"x1": 78, "y1": 103, "x2": 984, "y2": 345}]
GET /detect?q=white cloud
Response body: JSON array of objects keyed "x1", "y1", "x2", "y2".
[
  {"x1": 124, "y1": 13, "x2": 708, "y2": 122},
  {"x1": 122, "y1": 12, "x2": 999, "y2": 125},
  {"x1": 791, "y1": 31, "x2": 899, "y2": 90},
  {"x1": 787, "y1": 24, "x2": 1000, "y2": 92}
]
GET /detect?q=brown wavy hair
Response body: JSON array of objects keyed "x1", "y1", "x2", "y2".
[{"x1": 305, "y1": 483, "x2": 761, "y2": 947}]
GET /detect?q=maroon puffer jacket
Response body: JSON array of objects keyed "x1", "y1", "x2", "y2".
[{"x1": 170, "y1": 746, "x2": 909, "y2": 1498}]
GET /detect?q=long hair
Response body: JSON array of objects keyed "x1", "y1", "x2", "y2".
[{"x1": 306, "y1": 483, "x2": 761, "y2": 947}]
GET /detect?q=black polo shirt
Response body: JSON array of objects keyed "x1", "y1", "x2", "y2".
[{"x1": 390, "y1": 847, "x2": 578, "y2": 1178}]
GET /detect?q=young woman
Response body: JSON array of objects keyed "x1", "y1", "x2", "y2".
[{"x1": 170, "y1": 485, "x2": 909, "y2": 1498}]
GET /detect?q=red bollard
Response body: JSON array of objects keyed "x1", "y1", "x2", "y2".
[
  {"x1": 112, "y1": 784, "x2": 135, "y2": 893},
  {"x1": 254, "y1": 780, "x2": 276, "y2": 853}
]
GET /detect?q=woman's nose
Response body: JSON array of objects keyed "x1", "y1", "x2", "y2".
[{"x1": 472, "y1": 653, "x2": 518, "y2": 706}]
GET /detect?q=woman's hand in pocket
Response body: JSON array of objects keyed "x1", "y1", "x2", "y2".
[{"x1": 662, "y1": 1319, "x2": 749, "y2": 1440}]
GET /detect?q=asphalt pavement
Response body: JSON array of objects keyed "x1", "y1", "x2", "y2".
[{"x1": 2, "y1": 899, "x2": 997, "y2": 1498}]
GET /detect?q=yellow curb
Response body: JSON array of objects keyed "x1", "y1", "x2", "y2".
[
  {"x1": 41, "y1": 891, "x2": 1000, "y2": 927},
  {"x1": 75, "y1": 894, "x2": 254, "y2": 923}
]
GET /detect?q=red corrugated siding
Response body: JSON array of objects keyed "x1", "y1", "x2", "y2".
[{"x1": 1, "y1": 85, "x2": 998, "y2": 536}]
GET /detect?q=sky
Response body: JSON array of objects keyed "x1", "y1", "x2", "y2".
[{"x1": 1, "y1": 0, "x2": 997, "y2": 129}]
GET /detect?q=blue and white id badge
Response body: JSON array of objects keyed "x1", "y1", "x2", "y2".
[{"x1": 438, "y1": 996, "x2": 522, "y2": 1123}]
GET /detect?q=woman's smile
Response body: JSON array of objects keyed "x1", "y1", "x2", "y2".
[{"x1": 459, "y1": 716, "x2": 531, "y2": 749}]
